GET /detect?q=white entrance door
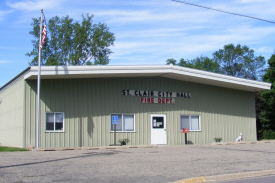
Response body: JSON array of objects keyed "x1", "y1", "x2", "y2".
[{"x1": 151, "y1": 114, "x2": 167, "y2": 145}]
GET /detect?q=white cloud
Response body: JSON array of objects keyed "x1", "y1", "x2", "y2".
[
  {"x1": 2, "y1": 0, "x2": 275, "y2": 67},
  {"x1": 94, "y1": 10, "x2": 150, "y2": 17},
  {"x1": 96, "y1": 8, "x2": 217, "y2": 25},
  {"x1": 6, "y1": 0, "x2": 67, "y2": 11},
  {"x1": 109, "y1": 22, "x2": 275, "y2": 65},
  {"x1": 255, "y1": 47, "x2": 274, "y2": 55},
  {"x1": 229, "y1": 0, "x2": 275, "y2": 20},
  {"x1": 115, "y1": 28, "x2": 197, "y2": 39},
  {"x1": 0, "y1": 10, "x2": 13, "y2": 21},
  {"x1": 237, "y1": 0, "x2": 266, "y2": 3},
  {"x1": 0, "y1": 60, "x2": 9, "y2": 64}
]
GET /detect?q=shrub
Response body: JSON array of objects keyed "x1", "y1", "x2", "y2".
[{"x1": 260, "y1": 130, "x2": 275, "y2": 140}]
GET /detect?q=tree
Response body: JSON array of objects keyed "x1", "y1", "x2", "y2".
[
  {"x1": 166, "y1": 58, "x2": 177, "y2": 65},
  {"x1": 26, "y1": 14, "x2": 115, "y2": 66},
  {"x1": 166, "y1": 56, "x2": 220, "y2": 73},
  {"x1": 258, "y1": 54, "x2": 275, "y2": 139},
  {"x1": 212, "y1": 44, "x2": 265, "y2": 80}
]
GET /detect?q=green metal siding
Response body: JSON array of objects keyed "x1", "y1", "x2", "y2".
[
  {"x1": 24, "y1": 77, "x2": 256, "y2": 148},
  {"x1": 0, "y1": 79, "x2": 25, "y2": 148}
]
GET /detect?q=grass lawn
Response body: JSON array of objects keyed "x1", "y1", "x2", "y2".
[{"x1": 0, "y1": 146, "x2": 28, "y2": 152}]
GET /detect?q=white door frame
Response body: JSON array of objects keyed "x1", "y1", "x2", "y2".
[{"x1": 150, "y1": 114, "x2": 167, "y2": 145}]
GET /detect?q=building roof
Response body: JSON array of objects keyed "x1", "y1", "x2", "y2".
[{"x1": 1, "y1": 65, "x2": 272, "y2": 93}]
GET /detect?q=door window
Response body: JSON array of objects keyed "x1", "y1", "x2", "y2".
[{"x1": 152, "y1": 117, "x2": 164, "y2": 128}]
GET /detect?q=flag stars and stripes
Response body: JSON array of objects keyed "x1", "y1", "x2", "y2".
[{"x1": 40, "y1": 13, "x2": 47, "y2": 49}]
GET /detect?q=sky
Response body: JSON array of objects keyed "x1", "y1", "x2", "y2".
[{"x1": 1, "y1": 0, "x2": 275, "y2": 87}]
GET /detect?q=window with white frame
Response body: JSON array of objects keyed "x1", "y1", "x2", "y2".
[
  {"x1": 111, "y1": 114, "x2": 135, "y2": 132},
  {"x1": 46, "y1": 112, "x2": 64, "y2": 132},
  {"x1": 180, "y1": 115, "x2": 200, "y2": 131}
]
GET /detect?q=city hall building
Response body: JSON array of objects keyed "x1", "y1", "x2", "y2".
[{"x1": 0, "y1": 65, "x2": 271, "y2": 148}]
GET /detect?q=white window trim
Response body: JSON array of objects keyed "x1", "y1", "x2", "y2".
[
  {"x1": 45, "y1": 112, "x2": 65, "y2": 132},
  {"x1": 110, "y1": 113, "x2": 136, "y2": 132},
  {"x1": 180, "y1": 115, "x2": 201, "y2": 132}
]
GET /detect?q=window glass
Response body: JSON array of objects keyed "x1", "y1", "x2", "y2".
[
  {"x1": 55, "y1": 122, "x2": 63, "y2": 130},
  {"x1": 180, "y1": 116, "x2": 189, "y2": 130},
  {"x1": 46, "y1": 113, "x2": 54, "y2": 130},
  {"x1": 111, "y1": 114, "x2": 122, "y2": 131},
  {"x1": 152, "y1": 117, "x2": 164, "y2": 128},
  {"x1": 46, "y1": 113, "x2": 54, "y2": 122},
  {"x1": 46, "y1": 122, "x2": 54, "y2": 131},
  {"x1": 55, "y1": 113, "x2": 63, "y2": 122},
  {"x1": 191, "y1": 116, "x2": 199, "y2": 130},
  {"x1": 46, "y1": 112, "x2": 64, "y2": 132},
  {"x1": 55, "y1": 113, "x2": 64, "y2": 130},
  {"x1": 123, "y1": 115, "x2": 134, "y2": 131}
]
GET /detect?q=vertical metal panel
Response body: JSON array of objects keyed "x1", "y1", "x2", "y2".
[
  {"x1": 24, "y1": 77, "x2": 257, "y2": 148},
  {"x1": 0, "y1": 79, "x2": 25, "y2": 148}
]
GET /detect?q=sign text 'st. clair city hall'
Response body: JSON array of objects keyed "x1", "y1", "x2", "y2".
[{"x1": 122, "y1": 89, "x2": 191, "y2": 104}]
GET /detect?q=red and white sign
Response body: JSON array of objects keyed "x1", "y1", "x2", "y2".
[
  {"x1": 182, "y1": 128, "x2": 189, "y2": 133},
  {"x1": 140, "y1": 97, "x2": 175, "y2": 104},
  {"x1": 122, "y1": 89, "x2": 191, "y2": 98}
]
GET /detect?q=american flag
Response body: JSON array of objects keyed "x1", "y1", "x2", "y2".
[{"x1": 40, "y1": 13, "x2": 46, "y2": 49}]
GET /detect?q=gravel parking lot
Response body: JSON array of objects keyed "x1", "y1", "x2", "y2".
[{"x1": 1, "y1": 142, "x2": 275, "y2": 183}]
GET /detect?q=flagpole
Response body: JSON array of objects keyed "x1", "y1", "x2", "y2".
[{"x1": 36, "y1": 9, "x2": 43, "y2": 149}]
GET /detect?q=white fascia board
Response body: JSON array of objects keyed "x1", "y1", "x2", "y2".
[
  {"x1": 24, "y1": 65, "x2": 171, "y2": 78},
  {"x1": 28, "y1": 65, "x2": 170, "y2": 73},
  {"x1": 171, "y1": 66, "x2": 271, "y2": 90},
  {"x1": 24, "y1": 65, "x2": 271, "y2": 91}
]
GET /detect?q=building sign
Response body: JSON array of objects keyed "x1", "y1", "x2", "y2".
[
  {"x1": 122, "y1": 89, "x2": 191, "y2": 105},
  {"x1": 122, "y1": 90, "x2": 191, "y2": 98},
  {"x1": 141, "y1": 97, "x2": 175, "y2": 104},
  {"x1": 112, "y1": 116, "x2": 118, "y2": 124}
]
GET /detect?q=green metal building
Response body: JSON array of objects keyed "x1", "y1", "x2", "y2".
[{"x1": 0, "y1": 65, "x2": 271, "y2": 148}]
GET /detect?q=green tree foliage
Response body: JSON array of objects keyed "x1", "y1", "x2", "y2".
[
  {"x1": 258, "y1": 54, "x2": 275, "y2": 139},
  {"x1": 213, "y1": 44, "x2": 265, "y2": 80},
  {"x1": 166, "y1": 56, "x2": 220, "y2": 73},
  {"x1": 166, "y1": 58, "x2": 177, "y2": 65},
  {"x1": 26, "y1": 14, "x2": 115, "y2": 66},
  {"x1": 167, "y1": 44, "x2": 266, "y2": 80}
]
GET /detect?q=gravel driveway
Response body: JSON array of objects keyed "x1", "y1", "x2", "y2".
[{"x1": 1, "y1": 143, "x2": 275, "y2": 182}]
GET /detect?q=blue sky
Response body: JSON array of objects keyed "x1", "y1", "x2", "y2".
[{"x1": 1, "y1": 0, "x2": 275, "y2": 87}]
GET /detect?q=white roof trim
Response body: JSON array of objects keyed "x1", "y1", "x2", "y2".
[
  {"x1": 0, "y1": 67, "x2": 31, "y2": 93},
  {"x1": 23, "y1": 65, "x2": 271, "y2": 92}
]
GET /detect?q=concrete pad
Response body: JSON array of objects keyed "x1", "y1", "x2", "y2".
[{"x1": 204, "y1": 169, "x2": 275, "y2": 182}]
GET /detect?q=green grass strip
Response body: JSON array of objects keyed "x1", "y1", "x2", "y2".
[{"x1": 0, "y1": 146, "x2": 28, "y2": 152}]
